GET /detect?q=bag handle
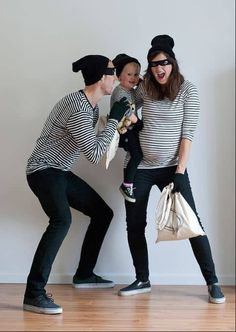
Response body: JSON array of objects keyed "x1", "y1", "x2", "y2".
[
  {"x1": 157, "y1": 183, "x2": 174, "y2": 230},
  {"x1": 157, "y1": 183, "x2": 180, "y2": 233},
  {"x1": 171, "y1": 193, "x2": 179, "y2": 232}
]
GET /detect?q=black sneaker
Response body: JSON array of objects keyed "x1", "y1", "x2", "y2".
[
  {"x1": 118, "y1": 280, "x2": 151, "y2": 296},
  {"x1": 119, "y1": 183, "x2": 136, "y2": 203},
  {"x1": 208, "y1": 284, "x2": 225, "y2": 304},
  {"x1": 73, "y1": 274, "x2": 115, "y2": 288},
  {"x1": 23, "y1": 293, "x2": 62, "y2": 314}
]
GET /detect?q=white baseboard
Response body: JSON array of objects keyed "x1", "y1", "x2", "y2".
[{"x1": 0, "y1": 273, "x2": 234, "y2": 285}]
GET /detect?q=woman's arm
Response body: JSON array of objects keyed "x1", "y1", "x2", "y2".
[
  {"x1": 134, "y1": 80, "x2": 145, "y2": 110},
  {"x1": 177, "y1": 82, "x2": 200, "y2": 173},
  {"x1": 172, "y1": 138, "x2": 192, "y2": 192},
  {"x1": 176, "y1": 138, "x2": 192, "y2": 174}
]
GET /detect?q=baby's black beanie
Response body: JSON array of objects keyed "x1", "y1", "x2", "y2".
[{"x1": 112, "y1": 53, "x2": 140, "y2": 77}]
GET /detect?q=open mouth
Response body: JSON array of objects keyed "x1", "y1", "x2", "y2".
[{"x1": 157, "y1": 73, "x2": 165, "y2": 80}]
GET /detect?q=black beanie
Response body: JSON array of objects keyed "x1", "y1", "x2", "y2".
[
  {"x1": 147, "y1": 34, "x2": 176, "y2": 60},
  {"x1": 112, "y1": 53, "x2": 140, "y2": 77},
  {"x1": 72, "y1": 55, "x2": 110, "y2": 86}
]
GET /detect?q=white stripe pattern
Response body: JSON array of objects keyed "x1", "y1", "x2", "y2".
[
  {"x1": 130, "y1": 80, "x2": 200, "y2": 169},
  {"x1": 26, "y1": 90, "x2": 117, "y2": 174}
]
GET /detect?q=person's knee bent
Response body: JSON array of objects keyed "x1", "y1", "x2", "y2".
[
  {"x1": 126, "y1": 213, "x2": 147, "y2": 234},
  {"x1": 49, "y1": 212, "x2": 72, "y2": 233},
  {"x1": 127, "y1": 222, "x2": 146, "y2": 234},
  {"x1": 104, "y1": 205, "x2": 114, "y2": 223},
  {"x1": 93, "y1": 202, "x2": 113, "y2": 226}
]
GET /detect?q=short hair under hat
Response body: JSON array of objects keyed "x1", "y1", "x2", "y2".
[
  {"x1": 112, "y1": 53, "x2": 140, "y2": 77},
  {"x1": 72, "y1": 55, "x2": 110, "y2": 86},
  {"x1": 147, "y1": 34, "x2": 176, "y2": 60}
]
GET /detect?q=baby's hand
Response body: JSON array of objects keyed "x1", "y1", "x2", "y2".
[
  {"x1": 123, "y1": 119, "x2": 132, "y2": 127},
  {"x1": 118, "y1": 127, "x2": 127, "y2": 134},
  {"x1": 128, "y1": 113, "x2": 137, "y2": 124}
]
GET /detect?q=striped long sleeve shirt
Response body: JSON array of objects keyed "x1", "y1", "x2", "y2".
[
  {"x1": 110, "y1": 85, "x2": 135, "y2": 112},
  {"x1": 26, "y1": 90, "x2": 117, "y2": 174},
  {"x1": 110, "y1": 84, "x2": 142, "y2": 116},
  {"x1": 128, "y1": 80, "x2": 200, "y2": 169}
]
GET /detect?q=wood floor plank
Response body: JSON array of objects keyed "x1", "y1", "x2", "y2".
[{"x1": 0, "y1": 284, "x2": 234, "y2": 331}]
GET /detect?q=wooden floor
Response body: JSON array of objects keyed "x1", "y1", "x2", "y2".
[{"x1": 0, "y1": 284, "x2": 235, "y2": 331}]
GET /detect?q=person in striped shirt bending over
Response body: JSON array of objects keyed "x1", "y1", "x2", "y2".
[
  {"x1": 23, "y1": 55, "x2": 130, "y2": 315},
  {"x1": 118, "y1": 35, "x2": 225, "y2": 305}
]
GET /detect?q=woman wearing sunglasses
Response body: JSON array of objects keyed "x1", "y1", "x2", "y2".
[
  {"x1": 118, "y1": 35, "x2": 225, "y2": 305},
  {"x1": 23, "y1": 55, "x2": 129, "y2": 315}
]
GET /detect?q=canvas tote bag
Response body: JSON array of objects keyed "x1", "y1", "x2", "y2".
[
  {"x1": 155, "y1": 183, "x2": 205, "y2": 242},
  {"x1": 97, "y1": 115, "x2": 120, "y2": 169}
]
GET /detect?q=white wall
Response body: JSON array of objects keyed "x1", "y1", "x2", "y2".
[{"x1": 0, "y1": 0, "x2": 235, "y2": 285}]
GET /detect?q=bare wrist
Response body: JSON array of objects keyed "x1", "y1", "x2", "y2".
[{"x1": 176, "y1": 165, "x2": 185, "y2": 174}]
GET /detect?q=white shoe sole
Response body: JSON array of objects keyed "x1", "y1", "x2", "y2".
[
  {"x1": 23, "y1": 304, "x2": 63, "y2": 314},
  {"x1": 72, "y1": 282, "x2": 115, "y2": 289},
  {"x1": 118, "y1": 287, "x2": 151, "y2": 296},
  {"x1": 119, "y1": 188, "x2": 136, "y2": 203},
  {"x1": 209, "y1": 296, "x2": 226, "y2": 304}
]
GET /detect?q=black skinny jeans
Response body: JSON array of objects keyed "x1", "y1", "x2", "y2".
[
  {"x1": 124, "y1": 166, "x2": 218, "y2": 285},
  {"x1": 25, "y1": 168, "x2": 113, "y2": 298},
  {"x1": 120, "y1": 119, "x2": 143, "y2": 183}
]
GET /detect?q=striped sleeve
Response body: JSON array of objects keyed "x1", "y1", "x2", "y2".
[
  {"x1": 67, "y1": 109, "x2": 117, "y2": 164},
  {"x1": 111, "y1": 85, "x2": 142, "y2": 117},
  {"x1": 182, "y1": 82, "x2": 200, "y2": 141},
  {"x1": 134, "y1": 81, "x2": 145, "y2": 108},
  {"x1": 110, "y1": 86, "x2": 128, "y2": 107}
]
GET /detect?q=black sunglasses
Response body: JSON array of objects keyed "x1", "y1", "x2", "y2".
[
  {"x1": 149, "y1": 59, "x2": 172, "y2": 67},
  {"x1": 104, "y1": 67, "x2": 116, "y2": 75}
]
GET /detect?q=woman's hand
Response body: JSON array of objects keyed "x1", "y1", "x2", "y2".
[{"x1": 172, "y1": 173, "x2": 186, "y2": 193}]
